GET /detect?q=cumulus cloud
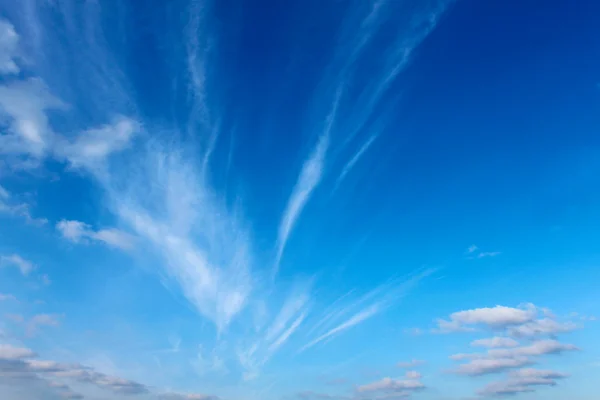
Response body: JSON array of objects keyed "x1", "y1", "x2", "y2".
[
  {"x1": 471, "y1": 337, "x2": 519, "y2": 348},
  {"x1": 56, "y1": 219, "x2": 134, "y2": 250},
  {"x1": 0, "y1": 344, "x2": 38, "y2": 360},
  {"x1": 507, "y1": 318, "x2": 578, "y2": 338},
  {"x1": 453, "y1": 357, "x2": 532, "y2": 376},
  {"x1": 434, "y1": 304, "x2": 538, "y2": 333},
  {"x1": 357, "y1": 376, "x2": 425, "y2": 393},
  {"x1": 487, "y1": 339, "x2": 578, "y2": 359},
  {"x1": 0, "y1": 254, "x2": 35, "y2": 275},
  {"x1": 451, "y1": 339, "x2": 578, "y2": 377},
  {"x1": 479, "y1": 369, "x2": 569, "y2": 397}
]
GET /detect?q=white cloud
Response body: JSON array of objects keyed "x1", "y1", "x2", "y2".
[
  {"x1": 110, "y1": 149, "x2": 253, "y2": 333},
  {"x1": 274, "y1": 131, "x2": 330, "y2": 274},
  {"x1": 56, "y1": 219, "x2": 134, "y2": 250},
  {"x1": 454, "y1": 357, "x2": 532, "y2": 376},
  {"x1": 487, "y1": 339, "x2": 578, "y2": 358},
  {"x1": 0, "y1": 186, "x2": 48, "y2": 225},
  {"x1": 333, "y1": 134, "x2": 378, "y2": 190},
  {"x1": 452, "y1": 305, "x2": 536, "y2": 326},
  {"x1": 451, "y1": 339, "x2": 578, "y2": 362},
  {"x1": 0, "y1": 19, "x2": 20, "y2": 74},
  {"x1": 52, "y1": 368, "x2": 148, "y2": 395},
  {"x1": 451, "y1": 339, "x2": 578, "y2": 377},
  {"x1": 0, "y1": 254, "x2": 35, "y2": 275},
  {"x1": 357, "y1": 376, "x2": 424, "y2": 393},
  {"x1": 471, "y1": 337, "x2": 519, "y2": 348},
  {"x1": 0, "y1": 344, "x2": 37, "y2": 360},
  {"x1": 58, "y1": 116, "x2": 139, "y2": 170},
  {"x1": 479, "y1": 369, "x2": 569, "y2": 397},
  {"x1": 0, "y1": 78, "x2": 66, "y2": 159},
  {"x1": 397, "y1": 359, "x2": 426, "y2": 369},
  {"x1": 300, "y1": 303, "x2": 381, "y2": 353},
  {"x1": 508, "y1": 318, "x2": 578, "y2": 338},
  {"x1": 435, "y1": 304, "x2": 537, "y2": 333}
]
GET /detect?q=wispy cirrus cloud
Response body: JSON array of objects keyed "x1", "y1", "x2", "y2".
[
  {"x1": 0, "y1": 19, "x2": 19, "y2": 74},
  {"x1": 333, "y1": 134, "x2": 378, "y2": 191},
  {"x1": 56, "y1": 219, "x2": 135, "y2": 251},
  {"x1": 275, "y1": 130, "x2": 331, "y2": 274},
  {"x1": 300, "y1": 269, "x2": 434, "y2": 353},
  {"x1": 275, "y1": 0, "x2": 453, "y2": 275}
]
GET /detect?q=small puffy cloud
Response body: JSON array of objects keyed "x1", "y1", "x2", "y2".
[
  {"x1": 357, "y1": 377, "x2": 425, "y2": 393},
  {"x1": 452, "y1": 340, "x2": 578, "y2": 361},
  {"x1": 454, "y1": 357, "x2": 532, "y2": 376},
  {"x1": 53, "y1": 368, "x2": 149, "y2": 395},
  {"x1": 57, "y1": 219, "x2": 134, "y2": 250},
  {"x1": 466, "y1": 245, "x2": 478, "y2": 254},
  {"x1": 0, "y1": 344, "x2": 37, "y2": 360},
  {"x1": 479, "y1": 369, "x2": 568, "y2": 396},
  {"x1": 435, "y1": 304, "x2": 537, "y2": 333},
  {"x1": 451, "y1": 339, "x2": 578, "y2": 376},
  {"x1": 0, "y1": 254, "x2": 35, "y2": 275},
  {"x1": 451, "y1": 305, "x2": 536, "y2": 327},
  {"x1": 0, "y1": 343, "x2": 149, "y2": 397},
  {"x1": 397, "y1": 359, "x2": 425, "y2": 368},
  {"x1": 508, "y1": 318, "x2": 578, "y2": 338},
  {"x1": 487, "y1": 339, "x2": 578, "y2": 358},
  {"x1": 471, "y1": 337, "x2": 519, "y2": 348},
  {"x1": 510, "y1": 368, "x2": 569, "y2": 379}
]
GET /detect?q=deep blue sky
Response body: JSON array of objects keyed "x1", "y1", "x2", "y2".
[{"x1": 1, "y1": 0, "x2": 599, "y2": 400}]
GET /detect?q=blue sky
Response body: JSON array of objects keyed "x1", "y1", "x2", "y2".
[{"x1": 1, "y1": 0, "x2": 599, "y2": 399}]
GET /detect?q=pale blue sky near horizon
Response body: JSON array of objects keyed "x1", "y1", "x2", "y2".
[{"x1": 1, "y1": 0, "x2": 599, "y2": 399}]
